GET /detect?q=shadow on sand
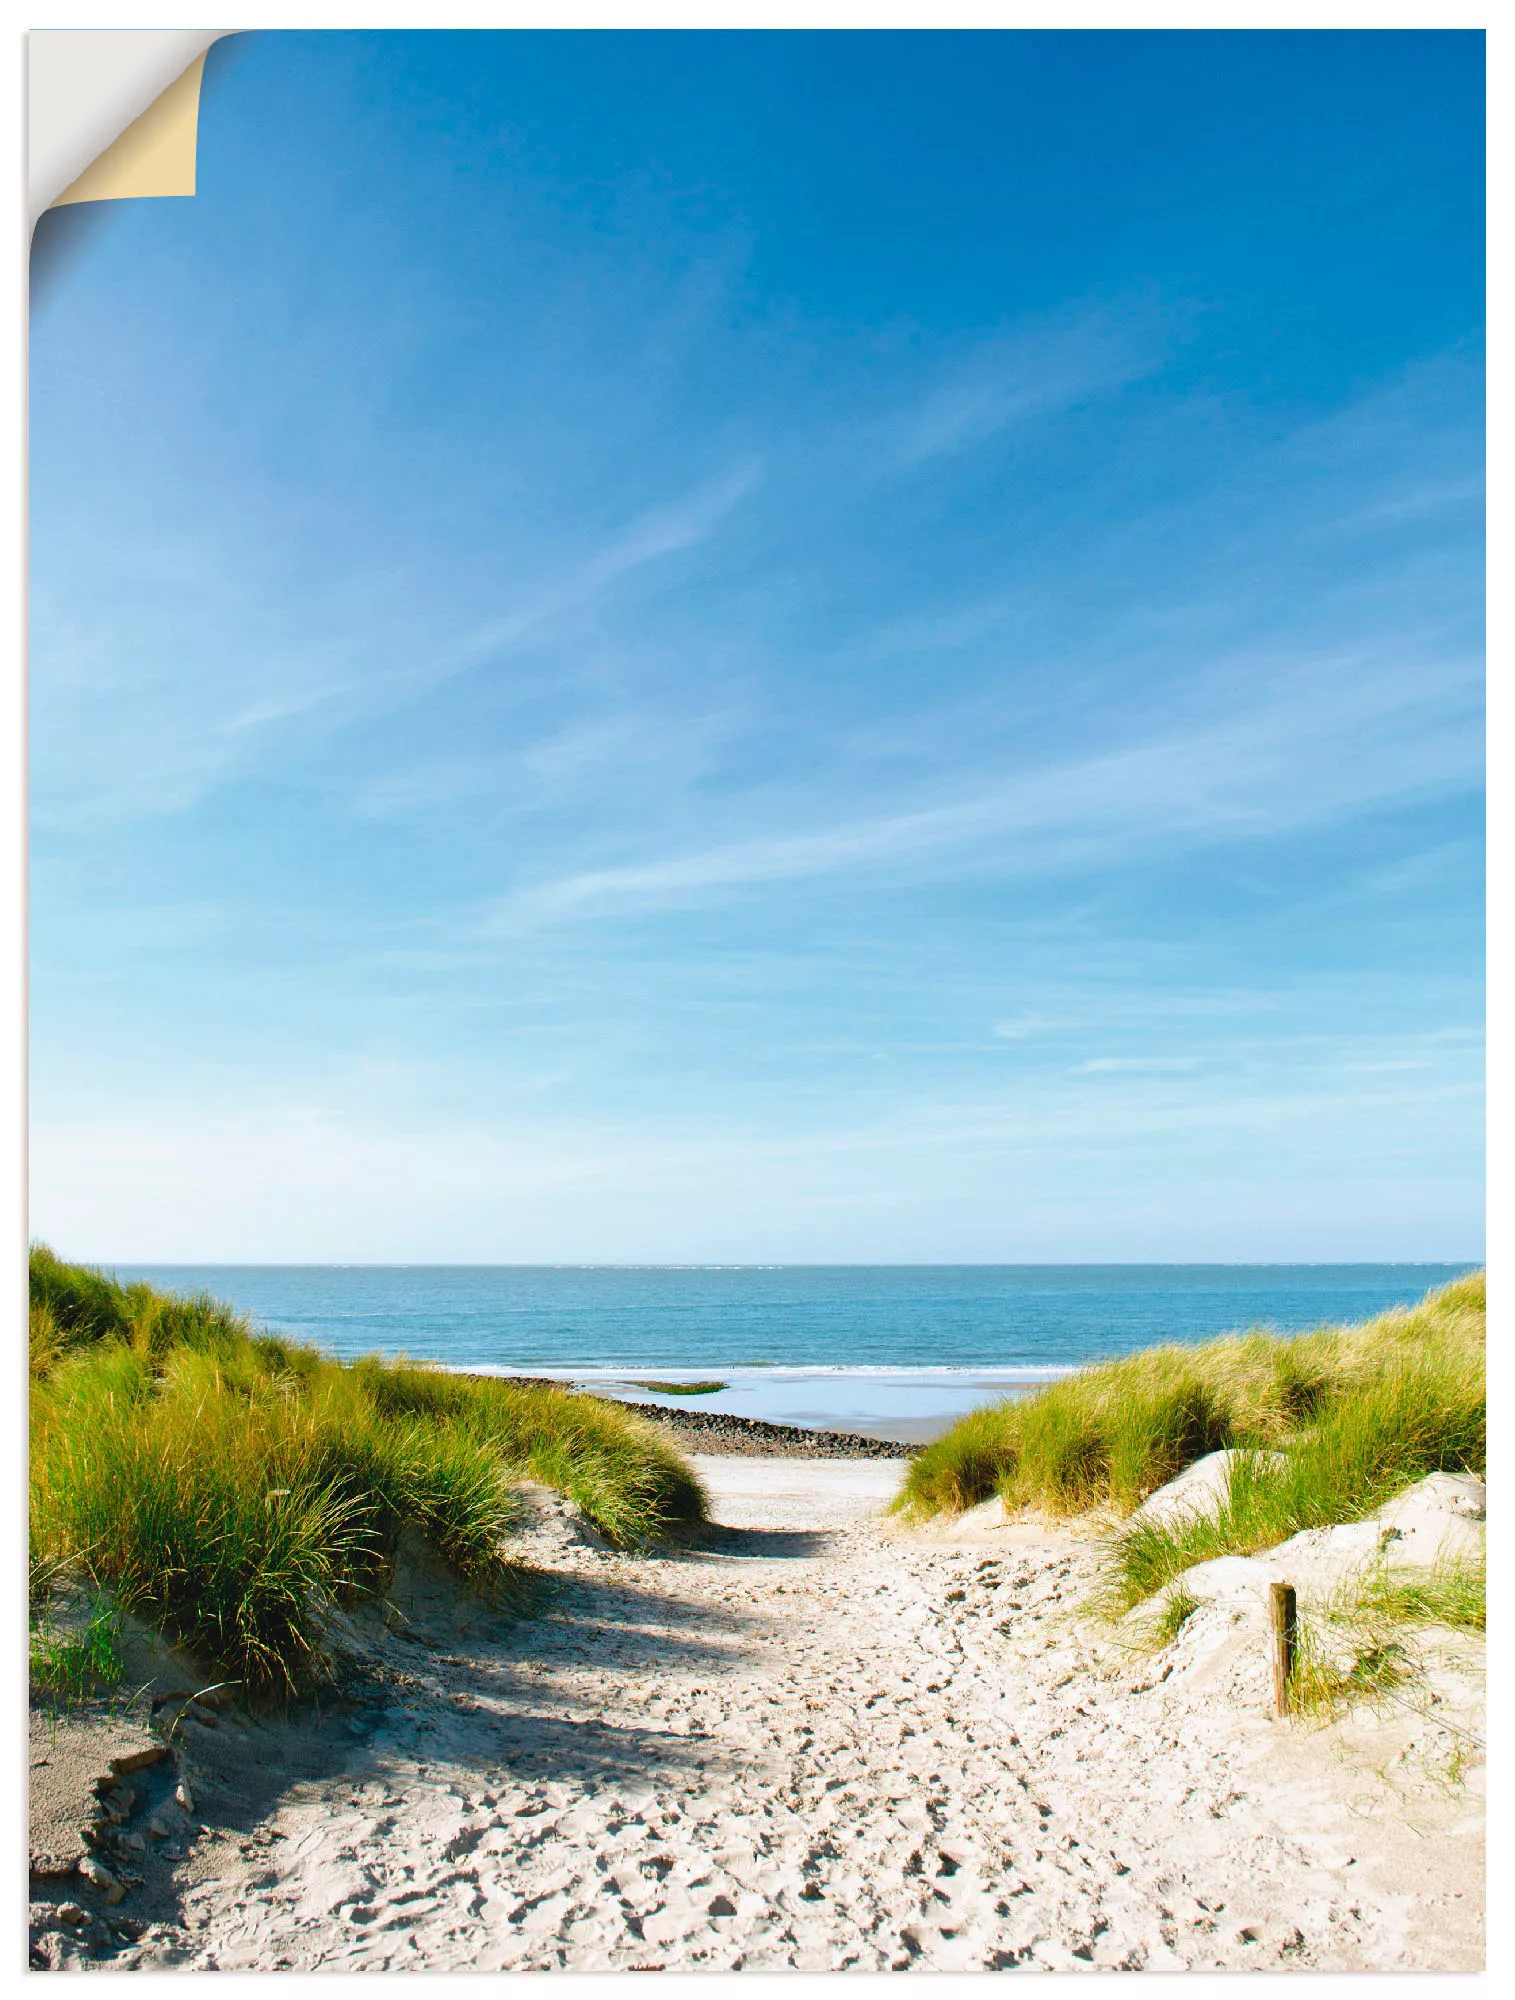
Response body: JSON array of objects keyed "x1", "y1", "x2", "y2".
[{"x1": 55, "y1": 1539, "x2": 785, "y2": 1960}]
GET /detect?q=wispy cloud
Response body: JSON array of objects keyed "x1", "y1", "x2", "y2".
[
  {"x1": 1074, "y1": 1056, "x2": 1205, "y2": 1074},
  {"x1": 351, "y1": 704, "x2": 740, "y2": 821},
  {"x1": 991, "y1": 1014, "x2": 1064, "y2": 1041},
  {"x1": 450, "y1": 460, "x2": 761, "y2": 667},
  {"x1": 891, "y1": 298, "x2": 1178, "y2": 464},
  {"x1": 477, "y1": 643, "x2": 1481, "y2": 929},
  {"x1": 29, "y1": 459, "x2": 762, "y2": 832}
]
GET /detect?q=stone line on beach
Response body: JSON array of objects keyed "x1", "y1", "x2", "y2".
[
  {"x1": 624, "y1": 1402, "x2": 919, "y2": 1459},
  {"x1": 463, "y1": 1378, "x2": 919, "y2": 1458},
  {"x1": 69, "y1": 1455, "x2": 1479, "y2": 1974}
]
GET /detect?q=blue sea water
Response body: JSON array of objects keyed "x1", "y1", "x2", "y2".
[{"x1": 115, "y1": 1263, "x2": 1476, "y2": 1441}]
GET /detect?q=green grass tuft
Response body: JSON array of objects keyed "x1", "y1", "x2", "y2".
[
  {"x1": 1149, "y1": 1583, "x2": 1202, "y2": 1648},
  {"x1": 1336, "y1": 1554, "x2": 1485, "y2": 1635},
  {"x1": 1287, "y1": 1620, "x2": 1412, "y2": 1719},
  {"x1": 1282, "y1": 1554, "x2": 1486, "y2": 1724},
  {"x1": 29, "y1": 1246, "x2": 708, "y2": 1695},
  {"x1": 1106, "y1": 1349, "x2": 1485, "y2": 1609},
  {"x1": 632, "y1": 1379, "x2": 729, "y2": 1396},
  {"x1": 898, "y1": 1274, "x2": 1483, "y2": 1539}
]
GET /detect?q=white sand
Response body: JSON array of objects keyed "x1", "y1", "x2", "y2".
[
  {"x1": 100, "y1": 1457, "x2": 1480, "y2": 1972},
  {"x1": 681, "y1": 1454, "x2": 904, "y2": 1526}
]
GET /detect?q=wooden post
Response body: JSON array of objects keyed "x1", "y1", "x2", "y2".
[{"x1": 1270, "y1": 1581, "x2": 1297, "y2": 1718}]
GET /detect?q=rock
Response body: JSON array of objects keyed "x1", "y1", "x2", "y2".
[
  {"x1": 56, "y1": 1903, "x2": 90, "y2": 1928},
  {"x1": 108, "y1": 1741, "x2": 168, "y2": 1777},
  {"x1": 79, "y1": 1856, "x2": 126, "y2": 1904},
  {"x1": 174, "y1": 1781, "x2": 195, "y2": 1812}
]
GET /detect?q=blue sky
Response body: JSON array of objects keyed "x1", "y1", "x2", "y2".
[{"x1": 29, "y1": 29, "x2": 1484, "y2": 1262}]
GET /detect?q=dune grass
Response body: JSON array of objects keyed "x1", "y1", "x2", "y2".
[
  {"x1": 1127, "y1": 1550, "x2": 1485, "y2": 1723},
  {"x1": 1148, "y1": 1582, "x2": 1201, "y2": 1648},
  {"x1": 29, "y1": 1246, "x2": 707, "y2": 1695},
  {"x1": 897, "y1": 1275, "x2": 1485, "y2": 1606},
  {"x1": 1346, "y1": 1553, "x2": 1486, "y2": 1634},
  {"x1": 1287, "y1": 1621, "x2": 1413, "y2": 1719},
  {"x1": 1281, "y1": 1553, "x2": 1486, "y2": 1724},
  {"x1": 1109, "y1": 1343, "x2": 1485, "y2": 1608}
]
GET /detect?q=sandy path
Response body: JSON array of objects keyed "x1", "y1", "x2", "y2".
[{"x1": 118, "y1": 1458, "x2": 1481, "y2": 1973}]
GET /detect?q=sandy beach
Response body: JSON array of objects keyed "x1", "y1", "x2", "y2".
[{"x1": 31, "y1": 1454, "x2": 1483, "y2": 1973}]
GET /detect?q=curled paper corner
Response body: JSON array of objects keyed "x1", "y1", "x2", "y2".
[
  {"x1": 52, "y1": 50, "x2": 212, "y2": 210},
  {"x1": 28, "y1": 30, "x2": 237, "y2": 231}
]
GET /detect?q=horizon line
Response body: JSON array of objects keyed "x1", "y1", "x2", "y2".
[{"x1": 90, "y1": 1257, "x2": 1484, "y2": 1271}]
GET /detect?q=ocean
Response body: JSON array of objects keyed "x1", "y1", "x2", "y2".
[{"x1": 114, "y1": 1262, "x2": 1476, "y2": 1442}]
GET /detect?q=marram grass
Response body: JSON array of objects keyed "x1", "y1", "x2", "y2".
[
  {"x1": 896, "y1": 1273, "x2": 1485, "y2": 1607},
  {"x1": 1281, "y1": 1554, "x2": 1485, "y2": 1724},
  {"x1": 1343, "y1": 1553, "x2": 1486, "y2": 1634},
  {"x1": 29, "y1": 1247, "x2": 707, "y2": 1694},
  {"x1": 1108, "y1": 1349, "x2": 1485, "y2": 1608}
]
